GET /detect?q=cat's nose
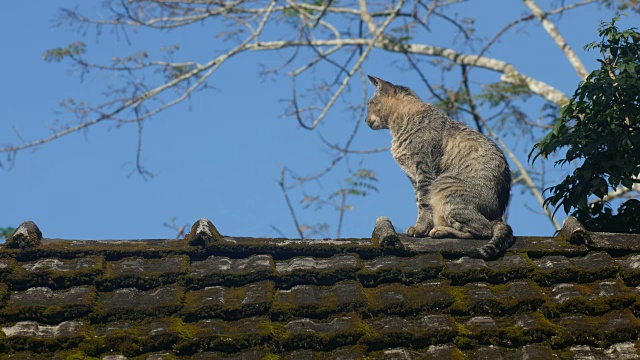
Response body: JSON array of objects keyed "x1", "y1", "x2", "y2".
[{"x1": 365, "y1": 114, "x2": 380, "y2": 129}]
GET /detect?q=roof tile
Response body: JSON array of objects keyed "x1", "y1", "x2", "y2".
[
  {"x1": 619, "y1": 254, "x2": 640, "y2": 286},
  {"x1": 554, "y1": 310, "x2": 640, "y2": 347},
  {"x1": 96, "y1": 285, "x2": 183, "y2": 321},
  {"x1": 2, "y1": 286, "x2": 95, "y2": 323},
  {"x1": 182, "y1": 281, "x2": 274, "y2": 321},
  {"x1": 98, "y1": 255, "x2": 188, "y2": 291},
  {"x1": 7, "y1": 256, "x2": 104, "y2": 291},
  {"x1": 189, "y1": 254, "x2": 274, "y2": 289},
  {"x1": 366, "y1": 281, "x2": 453, "y2": 316},
  {"x1": 365, "y1": 314, "x2": 457, "y2": 348},
  {"x1": 359, "y1": 253, "x2": 443, "y2": 285},
  {"x1": 2, "y1": 320, "x2": 83, "y2": 338}
]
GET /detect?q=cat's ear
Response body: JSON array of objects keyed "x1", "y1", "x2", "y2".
[
  {"x1": 368, "y1": 75, "x2": 381, "y2": 88},
  {"x1": 368, "y1": 75, "x2": 393, "y2": 94}
]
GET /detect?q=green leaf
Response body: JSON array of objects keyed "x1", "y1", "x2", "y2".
[
  {"x1": 622, "y1": 177, "x2": 634, "y2": 189},
  {"x1": 42, "y1": 41, "x2": 87, "y2": 63}
]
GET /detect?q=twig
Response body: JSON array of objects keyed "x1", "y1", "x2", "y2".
[{"x1": 278, "y1": 168, "x2": 305, "y2": 239}]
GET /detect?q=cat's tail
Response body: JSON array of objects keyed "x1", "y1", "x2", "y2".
[{"x1": 469, "y1": 220, "x2": 514, "y2": 260}]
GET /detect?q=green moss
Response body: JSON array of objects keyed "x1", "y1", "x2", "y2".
[
  {"x1": 0, "y1": 283, "x2": 9, "y2": 308},
  {"x1": 517, "y1": 237, "x2": 588, "y2": 257},
  {"x1": 450, "y1": 346, "x2": 469, "y2": 360},
  {"x1": 0, "y1": 261, "x2": 14, "y2": 285},
  {"x1": 453, "y1": 335, "x2": 473, "y2": 349},
  {"x1": 258, "y1": 320, "x2": 288, "y2": 342},
  {"x1": 526, "y1": 312, "x2": 565, "y2": 343},
  {"x1": 262, "y1": 353, "x2": 281, "y2": 360},
  {"x1": 448, "y1": 287, "x2": 470, "y2": 315},
  {"x1": 620, "y1": 268, "x2": 640, "y2": 286}
]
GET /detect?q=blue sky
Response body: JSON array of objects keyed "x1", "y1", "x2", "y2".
[{"x1": 1, "y1": 2, "x2": 636, "y2": 240}]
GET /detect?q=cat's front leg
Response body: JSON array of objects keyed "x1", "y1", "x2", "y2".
[
  {"x1": 407, "y1": 204, "x2": 434, "y2": 237},
  {"x1": 406, "y1": 190, "x2": 434, "y2": 237},
  {"x1": 406, "y1": 165, "x2": 435, "y2": 237}
]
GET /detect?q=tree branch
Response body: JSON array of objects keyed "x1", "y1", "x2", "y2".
[
  {"x1": 522, "y1": 0, "x2": 589, "y2": 80},
  {"x1": 248, "y1": 38, "x2": 570, "y2": 106}
]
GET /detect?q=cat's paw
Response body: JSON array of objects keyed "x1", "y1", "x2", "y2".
[
  {"x1": 406, "y1": 224, "x2": 431, "y2": 237},
  {"x1": 429, "y1": 226, "x2": 474, "y2": 239},
  {"x1": 429, "y1": 226, "x2": 451, "y2": 238}
]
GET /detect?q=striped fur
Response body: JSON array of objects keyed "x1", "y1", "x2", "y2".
[{"x1": 365, "y1": 76, "x2": 513, "y2": 260}]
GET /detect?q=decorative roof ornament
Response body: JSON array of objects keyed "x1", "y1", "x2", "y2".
[
  {"x1": 185, "y1": 218, "x2": 222, "y2": 246},
  {"x1": 5, "y1": 221, "x2": 42, "y2": 249}
]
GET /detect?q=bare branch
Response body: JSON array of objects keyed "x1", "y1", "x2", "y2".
[
  {"x1": 1, "y1": 0, "x2": 278, "y2": 156},
  {"x1": 248, "y1": 38, "x2": 570, "y2": 105},
  {"x1": 163, "y1": 217, "x2": 187, "y2": 239},
  {"x1": 458, "y1": 0, "x2": 594, "y2": 89},
  {"x1": 522, "y1": 0, "x2": 590, "y2": 80},
  {"x1": 278, "y1": 168, "x2": 305, "y2": 239}
]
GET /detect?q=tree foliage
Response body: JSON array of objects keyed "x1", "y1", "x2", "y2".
[
  {"x1": 532, "y1": 16, "x2": 640, "y2": 233},
  {"x1": 0, "y1": 227, "x2": 15, "y2": 242}
]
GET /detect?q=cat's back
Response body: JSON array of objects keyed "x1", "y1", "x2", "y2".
[{"x1": 439, "y1": 117, "x2": 508, "y2": 177}]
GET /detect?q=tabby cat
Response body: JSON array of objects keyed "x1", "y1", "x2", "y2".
[{"x1": 365, "y1": 75, "x2": 513, "y2": 259}]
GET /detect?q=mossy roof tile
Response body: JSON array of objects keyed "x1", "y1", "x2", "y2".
[
  {"x1": 358, "y1": 254, "x2": 443, "y2": 285},
  {"x1": 1, "y1": 320, "x2": 83, "y2": 339},
  {"x1": 182, "y1": 281, "x2": 274, "y2": 321},
  {"x1": 275, "y1": 254, "x2": 358, "y2": 273},
  {"x1": 1, "y1": 217, "x2": 640, "y2": 358},
  {"x1": 554, "y1": 310, "x2": 640, "y2": 346},
  {"x1": 5, "y1": 256, "x2": 104, "y2": 291}
]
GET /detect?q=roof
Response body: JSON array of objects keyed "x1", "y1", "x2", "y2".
[{"x1": 1, "y1": 217, "x2": 640, "y2": 359}]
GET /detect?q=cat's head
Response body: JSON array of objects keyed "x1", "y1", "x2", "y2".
[{"x1": 365, "y1": 75, "x2": 420, "y2": 130}]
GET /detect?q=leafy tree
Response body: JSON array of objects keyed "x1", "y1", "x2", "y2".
[
  {"x1": 2, "y1": 1, "x2": 640, "y2": 237},
  {"x1": 532, "y1": 16, "x2": 640, "y2": 233},
  {"x1": 0, "y1": 227, "x2": 15, "y2": 242}
]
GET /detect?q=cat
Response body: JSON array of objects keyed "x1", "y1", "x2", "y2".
[{"x1": 365, "y1": 75, "x2": 513, "y2": 260}]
